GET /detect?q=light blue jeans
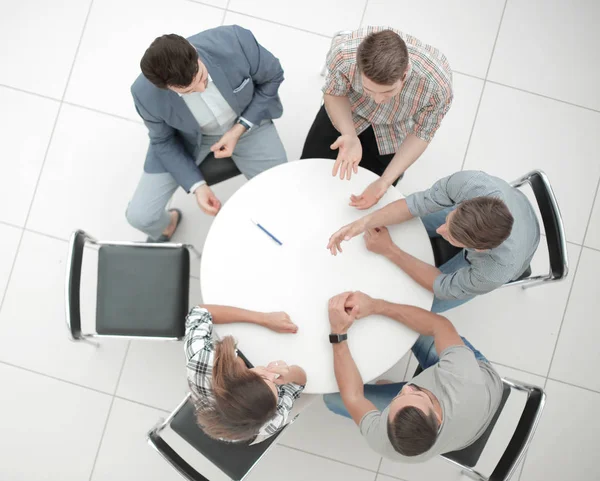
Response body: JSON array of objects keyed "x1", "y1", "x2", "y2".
[
  {"x1": 420, "y1": 207, "x2": 474, "y2": 313},
  {"x1": 323, "y1": 335, "x2": 488, "y2": 418}
]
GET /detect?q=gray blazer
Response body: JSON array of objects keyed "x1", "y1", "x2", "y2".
[{"x1": 131, "y1": 25, "x2": 284, "y2": 192}]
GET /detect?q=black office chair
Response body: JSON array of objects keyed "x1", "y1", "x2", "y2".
[
  {"x1": 411, "y1": 365, "x2": 546, "y2": 481},
  {"x1": 429, "y1": 169, "x2": 568, "y2": 289},
  {"x1": 147, "y1": 349, "x2": 295, "y2": 481},
  {"x1": 199, "y1": 152, "x2": 242, "y2": 186},
  {"x1": 65, "y1": 230, "x2": 197, "y2": 344}
]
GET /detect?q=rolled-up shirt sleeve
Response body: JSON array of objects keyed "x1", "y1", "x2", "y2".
[
  {"x1": 322, "y1": 40, "x2": 352, "y2": 97},
  {"x1": 260, "y1": 382, "x2": 305, "y2": 436},
  {"x1": 434, "y1": 264, "x2": 506, "y2": 300},
  {"x1": 412, "y1": 86, "x2": 453, "y2": 142}
]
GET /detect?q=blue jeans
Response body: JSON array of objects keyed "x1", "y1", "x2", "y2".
[
  {"x1": 324, "y1": 335, "x2": 488, "y2": 419},
  {"x1": 420, "y1": 207, "x2": 474, "y2": 313}
]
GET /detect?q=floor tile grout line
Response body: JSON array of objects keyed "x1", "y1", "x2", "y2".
[
  {"x1": 87, "y1": 340, "x2": 130, "y2": 481},
  {"x1": 542, "y1": 248, "x2": 584, "y2": 385},
  {"x1": 544, "y1": 176, "x2": 600, "y2": 381},
  {"x1": 373, "y1": 471, "x2": 409, "y2": 481},
  {"x1": 458, "y1": 0, "x2": 507, "y2": 173},
  {"x1": 483, "y1": 0, "x2": 509, "y2": 80},
  {"x1": 0, "y1": 83, "x2": 61, "y2": 103},
  {"x1": 59, "y1": 0, "x2": 96, "y2": 101},
  {"x1": 276, "y1": 444, "x2": 379, "y2": 474},
  {"x1": 0, "y1": 359, "x2": 117, "y2": 396},
  {"x1": 0, "y1": 0, "x2": 95, "y2": 313},
  {"x1": 546, "y1": 376, "x2": 600, "y2": 395},
  {"x1": 485, "y1": 79, "x2": 600, "y2": 114},
  {"x1": 113, "y1": 394, "x2": 172, "y2": 414},
  {"x1": 359, "y1": 0, "x2": 370, "y2": 27},
  {"x1": 185, "y1": 0, "x2": 228, "y2": 12},
  {"x1": 221, "y1": 0, "x2": 231, "y2": 24},
  {"x1": 458, "y1": 81, "x2": 487, "y2": 172},
  {"x1": 18, "y1": 0, "x2": 95, "y2": 233},
  {"x1": 487, "y1": 361, "x2": 547, "y2": 381},
  {"x1": 0, "y1": 220, "x2": 24, "y2": 231},
  {"x1": 62, "y1": 100, "x2": 143, "y2": 125},
  {"x1": 0, "y1": 357, "x2": 181, "y2": 413},
  {"x1": 223, "y1": 8, "x2": 334, "y2": 38},
  {"x1": 375, "y1": 457, "x2": 383, "y2": 478}
]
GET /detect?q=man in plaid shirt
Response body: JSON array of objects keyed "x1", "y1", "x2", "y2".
[{"x1": 302, "y1": 27, "x2": 453, "y2": 210}]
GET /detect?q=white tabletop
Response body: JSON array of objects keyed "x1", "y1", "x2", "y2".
[{"x1": 200, "y1": 159, "x2": 434, "y2": 394}]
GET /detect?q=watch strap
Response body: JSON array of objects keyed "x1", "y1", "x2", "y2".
[{"x1": 329, "y1": 333, "x2": 348, "y2": 344}]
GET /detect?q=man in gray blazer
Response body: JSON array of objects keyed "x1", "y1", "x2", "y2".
[{"x1": 127, "y1": 26, "x2": 287, "y2": 241}]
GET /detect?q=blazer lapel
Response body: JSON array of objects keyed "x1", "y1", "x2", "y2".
[
  {"x1": 198, "y1": 49, "x2": 241, "y2": 114},
  {"x1": 169, "y1": 91, "x2": 200, "y2": 133}
]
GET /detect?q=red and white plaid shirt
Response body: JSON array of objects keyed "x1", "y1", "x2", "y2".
[{"x1": 322, "y1": 27, "x2": 453, "y2": 155}]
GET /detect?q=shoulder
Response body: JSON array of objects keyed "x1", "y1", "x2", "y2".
[
  {"x1": 130, "y1": 72, "x2": 171, "y2": 113},
  {"x1": 188, "y1": 25, "x2": 253, "y2": 54},
  {"x1": 404, "y1": 33, "x2": 452, "y2": 93}
]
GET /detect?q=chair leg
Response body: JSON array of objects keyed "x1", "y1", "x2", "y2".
[
  {"x1": 460, "y1": 468, "x2": 487, "y2": 481},
  {"x1": 68, "y1": 337, "x2": 100, "y2": 348},
  {"x1": 186, "y1": 244, "x2": 202, "y2": 259}
]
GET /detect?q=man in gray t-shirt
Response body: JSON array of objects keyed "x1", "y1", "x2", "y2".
[
  {"x1": 327, "y1": 170, "x2": 540, "y2": 312},
  {"x1": 325, "y1": 291, "x2": 503, "y2": 461}
]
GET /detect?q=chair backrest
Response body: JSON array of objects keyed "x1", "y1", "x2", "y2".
[
  {"x1": 442, "y1": 383, "x2": 511, "y2": 468},
  {"x1": 65, "y1": 230, "x2": 88, "y2": 340},
  {"x1": 514, "y1": 170, "x2": 568, "y2": 280},
  {"x1": 412, "y1": 366, "x2": 546, "y2": 481},
  {"x1": 148, "y1": 395, "x2": 290, "y2": 481},
  {"x1": 488, "y1": 379, "x2": 546, "y2": 481}
]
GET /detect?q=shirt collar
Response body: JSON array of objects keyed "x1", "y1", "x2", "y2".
[{"x1": 176, "y1": 73, "x2": 213, "y2": 97}]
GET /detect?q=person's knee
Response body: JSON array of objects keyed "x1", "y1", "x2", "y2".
[
  {"x1": 322, "y1": 393, "x2": 346, "y2": 416},
  {"x1": 125, "y1": 202, "x2": 162, "y2": 231}
]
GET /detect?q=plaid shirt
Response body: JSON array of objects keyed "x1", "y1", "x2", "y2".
[
  {"x1": 184, "y1": 306, "x2": 305, "y2": 440},
  {"x1": 322, "y1": 26, "x2": 453, "y2": 155}
]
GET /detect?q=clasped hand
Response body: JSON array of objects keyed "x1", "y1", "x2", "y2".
[{"x1": 328, "y1": 291, "x2": 376, "y2": 334}]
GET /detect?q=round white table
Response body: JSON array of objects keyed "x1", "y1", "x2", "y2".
[{"x1": 200, "y1": 158, "x2": 434, "y2": 394}]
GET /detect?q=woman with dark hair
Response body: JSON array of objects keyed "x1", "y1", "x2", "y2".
[{"x1": 185, "y1": 305, "x2": 307, "y2": 443}]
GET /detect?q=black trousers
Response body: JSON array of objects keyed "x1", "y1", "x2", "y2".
[{"x1": 300, "y1": 105, "x2": 394, "y2": 178}]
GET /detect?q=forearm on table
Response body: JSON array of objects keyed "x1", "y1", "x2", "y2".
[
  {"x1": 333, "y1": 342, "x2": 364, "y2": 399},
  {"x1": 373, "y1": 300, "x2": 446, "y2": 337},
  {"x1": 380, "y1": 133, "x2": 429, "y2": 187},
  {"x1": 200, "y1": 305, "x2": 266, "y2": 326},
  {"x1": 385, "y1": 245, "x2": 440, "y2": 293},
  {"x1": 323, "y1": 94, "x2": 356, "y2": 136},
  {"x1": 363, "y1": 199, "x2": 415, "y2": 228}
]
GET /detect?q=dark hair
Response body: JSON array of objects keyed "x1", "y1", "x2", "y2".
[
  {"x1": 387, "y1": 406, "x2": 439, "y2": 456},
  {"x1": 356, "y1": 30, "x2": 409, "y2": 85},
  {"x1": 449, "y1": 197, "x2": 514, "y2": 250},
  {"x1": 193, "y1": 336, "x2": 277, "y2": 442},
  {"x1": 140, "y1": 34, "x2": 199, "y2": 89}
]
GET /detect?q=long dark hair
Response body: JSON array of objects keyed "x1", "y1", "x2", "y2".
[{"x1": 193, "y1": 336, "x2": 277, "y2": 441}]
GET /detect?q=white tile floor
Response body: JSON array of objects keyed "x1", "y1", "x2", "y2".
[{"x1": 0, "y1": 1, "x2": 598, "y2": 480}]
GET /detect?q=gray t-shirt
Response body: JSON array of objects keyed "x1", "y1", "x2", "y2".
[{"x1": 360, "y1": 345, "x2": 503, "y2": 463}]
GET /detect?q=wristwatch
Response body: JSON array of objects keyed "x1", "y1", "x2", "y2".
[
  {"x1": 237, "y1": 117, "x2": 252, "y2": 131},
  {"x1": 329, "y1": 333, "x2": 348, "y2": 344}
]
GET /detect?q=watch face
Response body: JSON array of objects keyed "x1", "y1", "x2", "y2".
[{"x1": 329, "y1": 333, "x2": 347, "y2": 343}]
